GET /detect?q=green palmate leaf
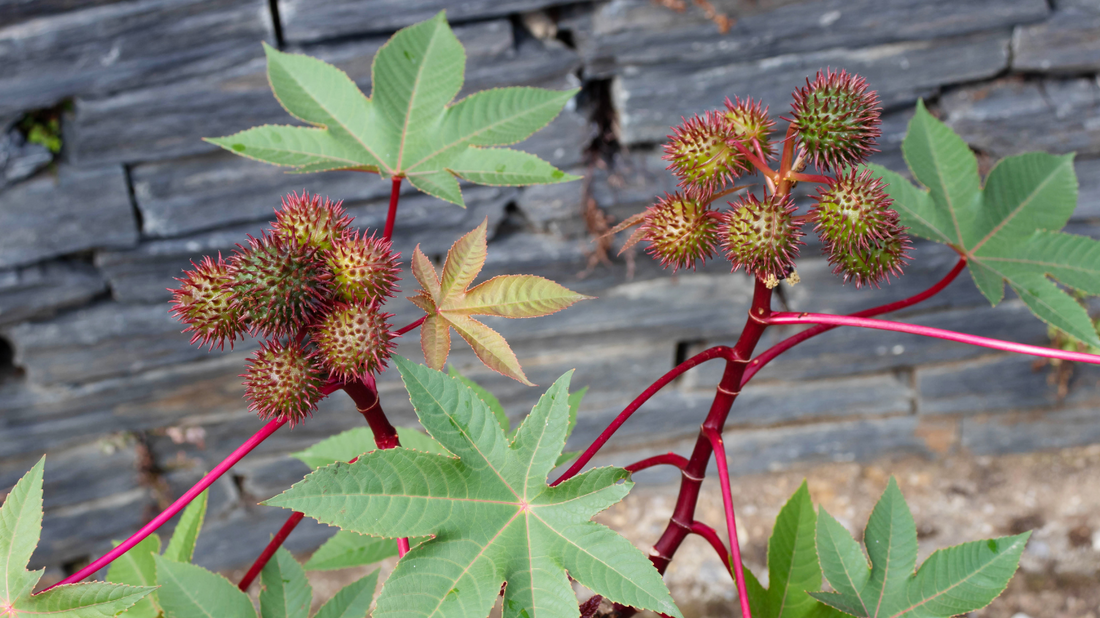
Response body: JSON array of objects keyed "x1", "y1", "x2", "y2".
[
  {"x1": 868, "y1": 100, "x2": 1100, "y2": 346},
  {"x1": 1, "y1": 458, "x2": 154, "y2": 618},
  {"x1": 260, "y1": 548, "x2": 311, "y2": 618},
  {"x1": 305, "y1": 532, "x2": 402, "y2": 572},
  {"x1": 811, "y1": 478, "x2": 1029, "y2": 618},
  {"x1": 743, "y1": 482, "x2": 845, "y2": 618},
  {"x1": 155, "y1": 555, "x2": 257, "y2": 618},
  {"x1": 313, "y1": 571, "x2": 379, "y2": 618},
  {"x1": 293, "y1": 426, "x2": 450, "y2": 470},
  {"x1": 266, "y1": 357, "x2": 680, "y2": 618},
  {"x1": 107, "y1": 535, "x2": 161, "y2": 618},
  {"x1": 164, "y1": 490, "x2": 208, "y2": 563},
  {"x1": 448, "y1": 366, "x2": 509, "y2": 433},
  {"x1": 409, "y1": 221, "x2": 591, "y2": 384},
  {"x1": 206, "y1": 12, "x2": 578, "y2": 207}
]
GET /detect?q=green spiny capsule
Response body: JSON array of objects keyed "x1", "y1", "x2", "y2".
[
  {"x1": 170, "y1": 254, "x2": 245, "y2": 350},
  {"x1": 723, "y1": 96, "x2": 776, "y2": 161},
  {"x1": 228, "y1": 232, "x2": 331, "y2": 337},
  {"x1": 312, "y1": 299, "x2": 395, "y2": 381},
  {"x1": 663, "y1": 110, "x2": 747, "y2": 198},
  {"x1": 790, "y1": 69, "x2": 881, "y2": 171},
  {"x1": 325, "y1": 230, "x2": 400, "y2": 302},
  {"x1": 271, "y1": 192, "x2": 352, "y2": 252},
  {"x1": 642, "y1": 192, "x2": 720, "y2": 271},
  {"x1": 829, "y1": 233, "x2": 911, "y2": 288},
  {"x1": 812, "y1": 168, "x2": 899, "y2": 252},
  {"x1": 721, "y1": 193, "x2": 804, "y2": 283},
  {"x1": 242, "y1": 339, "x2": 326, "y2": 426}
]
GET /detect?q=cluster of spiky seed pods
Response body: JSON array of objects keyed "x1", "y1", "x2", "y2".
[
  {"x1": 642, "y1": 69, "x2": 910, "y2": 288},
  {"x1": 170, "y1": 192, "x2": 400, "y2": 425}
]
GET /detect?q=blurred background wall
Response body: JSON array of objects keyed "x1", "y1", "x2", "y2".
[{"x1": 1, "y1": 0, "x2": 1099, "y2": 575}]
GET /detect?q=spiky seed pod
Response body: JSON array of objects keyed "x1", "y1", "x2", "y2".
[
  {"x1": 228, "y1": 233, "x2": 331, "y2": 337},
  {"x1": 723, "y1": 97, "x2": 776, "y2": 160},
  {"x1": 641, "y1": 192, "x2": 720, "y2": 271},
  {"x1": 812, "y1": 168, "x2": 900, "y2": 252},
  {"x1": 271, "y1": 191, "x2": 352, "y2": 252},
  {"x1": 326, "y1": 231, "x2": 400, "y2": 302},
  {"x1": 663, "y1": 111, "x2": 746, "y2": 198},
  {"x1": 170, "y1": 255, "x2": 245, "y2": 350},
  {"x1": 790, "y1": 69, "x2": 881, "y2": 171},
  {"x1": 312, "y1": 299, "x2": 395, "y2": 380},
  {"x1": 829, "y1": 232, "x2": 912, "y2": 288},
  {"x1": 720, "y1": 193, "x2": 805, "y2": 282},
  {"x1": 243, "y1": 339, "x2": 326, "y2": 426}
]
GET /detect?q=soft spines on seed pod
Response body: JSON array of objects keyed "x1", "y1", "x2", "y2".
[
  {"x1": 170, "y1": 254, "x2": 246, "y2": 350},
  {"x1": 312, "y1": 298, "x2": 395, "y2": 381},
  {"x1": 641, "y1": 192, "x2": 721, "y2": 271},
  {"x1": 227, "y1": 232, "x2": 332, "y2": 337},
  {"x1": 790, "y1": 69, "x2": 881, "y2": 171},
  {"x1": 663, "y1": 111, "x2": 747, "y2": 198},
  {"x1": 720, "y1": 193, "x2": 805, "y2": 285},
  {"x1": 326, "y1": 230, "x2": 400, "y2": 302},
  {"x1": 271, "y1": 191, "x2": 352, "y2": 252},
  {"x1": 829, "y1": 230, "x2": 912, "y2": 288},
  {"x1": 812, "y1": 168, "x2": 900, "y2": 252},
  {"x1": 723, "y1": 97, "x2": 776, "y2": 161},
  {"x1": 243, "y1": 339, "x2": 326, "y2": 426}
]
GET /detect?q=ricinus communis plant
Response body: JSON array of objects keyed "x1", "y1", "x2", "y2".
[{"x1": 5, "y1": 15, "x2": 1100, "y2": 618}]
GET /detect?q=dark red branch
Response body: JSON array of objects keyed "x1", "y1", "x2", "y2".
[
  {"x1": 343, "y1": 375, "x2": 400, "y2": 449},
  {"x1": 624, "y1": 453, "x2": 690, "y2": 474},
  {"x1": 690, "y1": 521, "x2": 730, "y2": 571},
  {"x1": 239, "y1": 511, "x2": 305, "y2": 590},
  {"x1": 383, "y1": 177, "x2": 402, "y2": 241},
  {"x1": 396, "y1": 316, "x2": 426, "y2": 336},
  {"x1": 742, "y1": 258, "x2": 968, "y2": 386},
  {"x1": 703, "y1": 427, "x2": 753, "y2": 618}
]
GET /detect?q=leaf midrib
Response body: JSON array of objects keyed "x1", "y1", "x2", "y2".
[
  {"x1": 885, "y1": 540, "x2": 1024, "y2": 618},
  {"x1": 395, "y1": 21, "x2": 444, "y2": 173},
  {"x1": 969, "y1": 163, "x2": 1062, "y2": 254},
  {"x1": 921, "y1": 120, "x2": 966, "y2": 249},
  {"x1": 422, "y1": 510, "x2": 521, "y2": 618}
]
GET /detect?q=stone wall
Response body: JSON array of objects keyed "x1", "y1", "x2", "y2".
[{"x1": 1, "y1": 0, "x2": 1099, "y2": 574}]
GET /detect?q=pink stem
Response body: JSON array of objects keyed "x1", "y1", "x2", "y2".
[
  {"x1": 785, "y1": 171, "x2": 832, "y2": 184},
  {"x1": 765, "y1": 311, "x2": 1100, "y2": 365},
  {"x1": 397, "y1": 538, "x2": 411, "y2": 557},
  {"x1": 46, "y1": 418, "x2": 288, "y2": 590},
  {"x1": 702, "y1": 427, "x2": 753, "y2": 618},
  {"x1": 689, "y1": 521, "x2": 730, "y2": 569},
  {"x1": 742, "y1": 258, "x2": 968, "y2": 386},
  {"x1": 624, "y1": 453, "x2": 690, "y2": 474},
  {"x1": 383, "y1": 177, "x2": 402, "y2": 241},
  {"x1": 395, "y1": 316, "x2": 426, "y2": 337},
  {"x1": 238, "y1": 511, "x2": 305, "y2": 591},
  {"x1": 731, "y1": 140, "x2": 777, "y2": 181},
  {"x1": 551, "y1": 346, "x2": 734, "y2": 486}
]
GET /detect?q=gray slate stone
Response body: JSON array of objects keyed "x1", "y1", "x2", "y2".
[
  {"x1": 0, "y1": 127, "x2": 52, "y2": 187},
  {"x1": 277, "y1": 0, "x2": 562, "y2": 43},
  {"x1": 615, "y1": 31, "x2": 1009, "y2": 145},
  {"x1": 0, "y1": 0, "x2": 125, "y2": 25},
  {"x1": 1013, "y1": 8, "x2": 1100, "y2": 73},
  {"x1": 0, "y1": 0, "x2": 274, "y2": 116},
  {"x1": 69, "y1": 21, "x2": 582, "y2": 165},
  {"x1": 32, "y1": 489, "x2": 150, "y2": 568},
  {"x1": 0, "y1": 165, "x2": 136, "y2": 269},
  {"x1": 6, "y1": 301, "x2": 220, "y2": 386},
  {"x1": 0, "y1": 260, "x2": 105, "y2": 326},
  {"x1": 572, "y1": 0, "x2": 1044, "y2": 78},
  {"x1": 0, "y1": 439, "x2": 139, "y2": 510},
  {"x1": 941, "y1": 78, "x2": 1100, "y2": 158},
  {"x1": 962, "y1": 406, "x2": 1100, "y2": 455},
  {"x1": 1074, "y1": 157, "x2": 1100, "y2": 220},
  {"x1": 96, "y1": 185, "x2": 516, "y2": 303},
  {"x1": 917, "y1": 354, "x2": 1069, "y2": 415}
]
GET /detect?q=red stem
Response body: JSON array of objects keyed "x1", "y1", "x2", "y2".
[
  {"x1": 552, "y1": 346, "x2": 734, "y2": 486},
  {"x1": 689, "y1": 521, "x2": 730, "y2": 573},
  {"x1": 624, "y1": 453, "x2": 690, "y2": 474},
  {"x1": 46, "y1": 418, "x2": 288, "y2": 590},
  {"x1": 731, "y1": 140, "x2": 777, "y2": 181},
  {"x1": 396, "y1": 316, "x2": 426, "y2": 336},
  {"x1": 383, "y1": 177, "x2": 402, "y2": 241},
  {"x1": 742, "y1": 258, "x2": 968, "y2": 386},
  {"x1": 702, "y1": 427, "x2": 753, "y2": 618},
  {"x1": 785, "y1": 171, "x2": 832, "y2": 184},
  {"x1": 765, "y1": 311, "x2": 1100, "y2": 365},
  {"x1": 238, "y1": 511, "x2": 305, "y2": 590}
]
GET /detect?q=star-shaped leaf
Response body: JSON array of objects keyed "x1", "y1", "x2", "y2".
[
  {"x1": 743, "y1": 482, "x2": 845, "y2": 618},
  {"x1": 0, "y1": 458, "x2": 154, "y2": 618},
  {"x1": 867, "y1": 100, "x2": 1100, "y2": 347},
  {"x1": 811, "y1": 478, "x2": 1029, "y2": 618},
  {"x1": 205, "y1": 11, "x2": 580, "y2": 207},
  {"x1": 266, "y1": 356, "x2": 680, "y2": 618},
  {"x1": 409, "y1": 220, "x2": 592, "y2": 385}
]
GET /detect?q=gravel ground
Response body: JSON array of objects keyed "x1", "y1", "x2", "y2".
[{"x1": 246, "y1": 444, "x2": 1100, "y2": 618}]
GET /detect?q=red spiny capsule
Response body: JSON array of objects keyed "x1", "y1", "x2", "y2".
[
  {"x1": 829, "y1": 232, "x2": 912, "y2": 288},
  {"x1": 271, "y1": 191, "x2": 352, "y2": 252},
  {"x1": 326, "y1": 230, "x2": 400, "y2": 302},
  {"x1": 641, "y1": 192, "x2": 720, "y2": 271},
  {"x1": 228, "y1": 232, "x2": 332, "y2": 337},
  {"x1": 720, "y1": 193, "x2": 805, "y2": 284},
  {"x1": 790, "y1": 68, "x2": 881, "y2": 171},
  {"x1": 312, "y1": 299, "x2": 395, "y2": 381},
  {"x1": 723, "y1": 97, "x2": 776, "y2": 161},
  {"x1": 663, "y1": 111, "x2": 747, "y2": 199},
  {"x1": 170, "y1": 255, "x2": 245, "y2": 350},
  {"x1": 812, "y1": 168, "x2": 899, "y2": 252},
  {"x1": 243, "y1": 339, "x2": 326, "y2": 426}
]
